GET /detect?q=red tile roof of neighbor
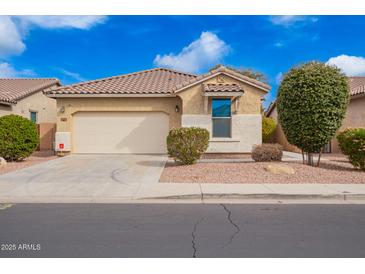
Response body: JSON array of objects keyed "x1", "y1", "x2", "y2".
[
  {"x1": 44, "y1": 66, "x2": 271, "y2": 96},
  {"x1": 0, "y1": 78, "x2": 60, "y2": 104},
  {"x1": 349, "y1": 77, "x2": 365, "y2": 96}
]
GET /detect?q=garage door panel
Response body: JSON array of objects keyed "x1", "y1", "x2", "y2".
[{"x1": 73, "y1": 112, "x2": 169, "y2": 154}]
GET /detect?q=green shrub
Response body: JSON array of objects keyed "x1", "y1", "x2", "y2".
[
  {"x1": 0, "y1": 114, "x2": 39, "y2": 161},
  {"x1": 277, "y1": 61, "x2": 349, "y2": 165},
  {"x1": 167, "y1": 127, "x2": 210, "y2": 165},
  {"x1": 337, "y1": 128, "x2": 365, "y2": 171},
  {"x1": 262, "y1": 117, "x2": 276, "y2": 143},
  {"x1": 251, "y1": 143, "x2": 283, "y2": 162}
]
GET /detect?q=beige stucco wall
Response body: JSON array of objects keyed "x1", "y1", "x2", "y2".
[
  {"x1": 56, "y1": 97, "x2": 182, "y2": 134},
  {"x1": 177, "y1": 74, "x2": 265, "y2": 115},
  {"x1": 178, "y1": 74, "x2": 266, "y2": 152},
  {"x1": 269, "y1": 107, "x2": 301, "y2": 153},
  {"x1": 269, "y1": 95, "x2": 365, "y2": 153},
  {"x1": 0, "y1": 91, "x2": 57, "y2": 123},
  {"x1": 331, "y1": 95, "x2": 365, "y2": 153}
]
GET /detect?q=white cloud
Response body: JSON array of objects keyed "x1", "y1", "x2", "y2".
[
  {"x1": 269, "y1": 16, "x2": 318, "y2": 27},
  {"x1": 59, "y1": 69, "x2": 87, "y2": 82},
  {"x1": 273, "y1": 42, "x2": 284, "y2": 48},
  {"x1": 275, "y1": 72, "x2": 283, "y2": 85},
  {"x1": 0, "y1": 62, "x2": 35, "y2": 78},
  {"x1": 326, "y1": 54, "x2": 365, "y2": 76},
  {"x1": 0, "y1": 16, "x2": 26, "y2": 58},
  {"x1": 15, "y1": 16, "x2": 107, "y2": 30},
  {"x1": 154, "y1": 31, "x2": 230, "y2": 73},
  {"x1": 0, "y1": 16, "x2": 107, "y2": 59}
]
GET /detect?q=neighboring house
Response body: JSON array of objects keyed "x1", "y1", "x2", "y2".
[
  {"x1": 45, "y1": 66, "x2": 270, "y2": 154},
  {"x1": 0, "y1": 78, "x2": 61, "y2": 150},
  {"x1": 266, "y1": 76, "x2": 365, "y2": 153},
  {"x1": 0, "y1": 78, "x2": 60, "y2": 123}
]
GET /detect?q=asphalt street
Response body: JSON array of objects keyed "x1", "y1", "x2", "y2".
[{"x1": 1, "y1": 203, "x2": 365, "y2": 257}]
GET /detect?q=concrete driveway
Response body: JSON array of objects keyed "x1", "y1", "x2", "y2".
[{"x1": 0, "y1": 154, "x2": 167, "y2": 203}]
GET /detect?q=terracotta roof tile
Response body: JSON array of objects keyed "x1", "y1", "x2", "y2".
[
  {"x1": 172, "y1": 65, "x2": 271, "y2": 92},
  {"x1": 45, "y1": 66, "x2": 271, "y2": 96},
  {"x1": 45, "y1": 68, "x2": 197, "y2": 96},
  {"x1": 349, "y1": 77, "x2": 365, "y2": 96},
  {"x1": 203, "y1": 83, "x2": 243, "y2": 92},
  {"x1": 0, "y1": 78, "x2": 60, "y2": 104}
]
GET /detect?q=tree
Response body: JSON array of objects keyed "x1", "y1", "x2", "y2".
[
  {"x1": 210, "y1": 64, "x2": 268, "y2": 83},
  {"x1": 277, "y1": 61, "x2": 349, "y2": 166},
  {"x1": 262, "y1": 117, "x2": 276, "y2": 143}
]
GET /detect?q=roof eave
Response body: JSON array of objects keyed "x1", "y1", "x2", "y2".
[
  {"x1": 46, "y1": 93, "x2": 176, "y2": 98},
  {"x1": 173, "y1": 71, "x2": 271, "y2": 94},
  {"x1": 351, "y1": 92, "x2": 365, "y2": 99},
  {"x1": 265, "y1": 101, "x2": 277, "y2": 117},
  {"x1": 14, "y1": 79, "x2": 60, "y2": 101},
  {"x1": 0, "y1": 99, "x2": 16, "y2": 105}
]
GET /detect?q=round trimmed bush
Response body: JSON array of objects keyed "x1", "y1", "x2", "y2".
[
  {"x1": 262, "y1": 117, "x2": 276, "y2": 143},
  {"x1": 167, "y1": 127, "x2": 210, "y2": 165},
  {"x1": 277, "y1": 61, "x2": 349, "y2": 165},
  {"x1": 337, "y1": 128, "x2": 365, "y2": 171},
  {"x1": 0, "y1": 114, "x2": 39, "y2": 161},
  {"x1": 251, "y1": 143, "x2": 283, "y2": 162}
]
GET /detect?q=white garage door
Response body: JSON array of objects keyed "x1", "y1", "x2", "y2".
[{"x1": 73, "y1": 111, "x2": 169, "y2": 154}]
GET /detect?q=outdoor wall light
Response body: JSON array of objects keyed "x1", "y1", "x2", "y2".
[
  {"x1": 59, "y1": 106, "x2": 65, "y2": 113},
  {"x1": 175, "y1": 105, "x2": 180, "y2": 113}
]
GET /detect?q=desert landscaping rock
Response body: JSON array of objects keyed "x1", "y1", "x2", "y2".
[
  {"x1": 0, "y1": 157, "x2": 7, "y2": 169},
  {"x1": 160, "y1": 155, "x2": 365, "y2": 184},
  {"x1": 265, "y1": 164, "x2": 295, "y2": 175}
]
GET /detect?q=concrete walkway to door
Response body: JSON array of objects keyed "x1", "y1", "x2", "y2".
[{"x1": 0, "y1": 154, "x2": 167, "y2": 203}]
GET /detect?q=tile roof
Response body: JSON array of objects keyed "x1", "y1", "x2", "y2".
[
  {"x1": 45, "y1": 68, "x2": 197, "y2": 96},
  {"x1": 172, "y1": 65, "x2": 271, "y2": 93},
  {"x1": 203, "y1": 83, "x2": 243, "y2": 93},
  {"x1": 349, "y1": 77, "x2": 365, "y2": 96},
  {"x1": 45, "y1": 66, "x2": 271, "y2": 96},
  {"x1": 0, "y1": 78, "x2": 60, "y2": 104}
]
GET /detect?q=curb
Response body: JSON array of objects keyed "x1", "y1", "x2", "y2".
[
  {"x1": 140, "y1": 193, "x2": 365, "y2": 202},
  {"x1": 1, "y1": 193, "x2": 365, "y2": 204}
]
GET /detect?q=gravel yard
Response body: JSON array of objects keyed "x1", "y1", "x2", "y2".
[
  {"x1": 160, "y1": 156, "x2": 365, "y2": 184},
  {"x1": 0, "y1": 151, "x2": 57, "y2": 175}
]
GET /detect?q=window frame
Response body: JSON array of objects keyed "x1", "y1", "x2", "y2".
[
  {"x1": 30, "y1": 110, "x2": 38, "y2": 124},
  {"x1": 211, "y1": 98, "x2": 232, "y2": 138}
]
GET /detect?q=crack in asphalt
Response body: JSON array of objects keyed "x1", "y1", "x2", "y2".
[
  {"x1": 220, "y1": 204, "x2": 240, "y2": 248},
  {"x1": 191, "y1": 217, "x2": 204, "y2": 258}
]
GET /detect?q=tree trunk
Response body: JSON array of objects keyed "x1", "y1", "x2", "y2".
[
  {"x1": 317, "y1": 151, "x2": 322, "y2": 167},
  {"x1": 306, "y1": 152, "x2": 314, "y2": 166},
  {"x1": 301, "y1": 149, "x2": 305, "y2": 164}
]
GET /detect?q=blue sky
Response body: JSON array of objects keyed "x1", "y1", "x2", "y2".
[{"x1": 1, "y1": 15, "x2": 365, "y2": 108}]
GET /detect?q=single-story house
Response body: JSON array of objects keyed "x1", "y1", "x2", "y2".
[
  {"x1": 0, "y1": 78, "x2": 60, "y2": 123},
  {"x1": 44, "y1": 66, "x2": 271, "y2": 154},
  {"x1": 266, "y1": 76, "x2": 365, "y2": 153},
  {"x1": 0, "y1": 78, "x2": 61, "y2": 150}
]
